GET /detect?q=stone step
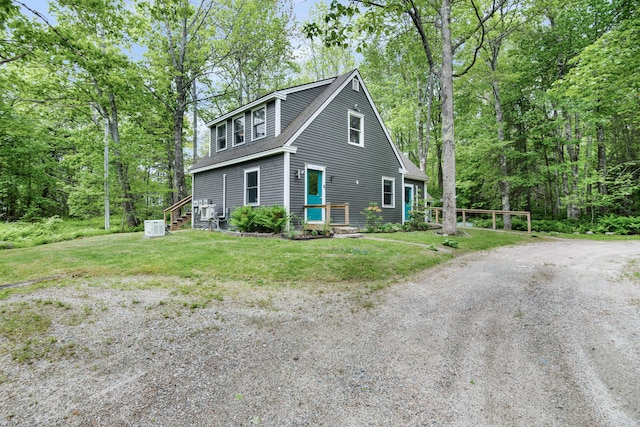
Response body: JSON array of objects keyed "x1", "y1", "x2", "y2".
[{"x1": 332, "y1": 226, "x2": 359, "y2": 235}]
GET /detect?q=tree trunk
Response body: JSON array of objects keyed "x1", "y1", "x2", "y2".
[
  {"x1": 440, "y1": 0, "x2": 457, "y2": 235},
  {"x1": 564, "y1": 112, "x2": 580, "y2": 219},
  {"x1": 108, "y1": 93, "x2": 140, "y2": 228},
  {"x1": 596, "y1": 123, "x2": 608, "y2": 214},
  {"x1": 172, "y1": 74, "x2": 188, "y2": 204},
  {"x1": 192, "y1": 80, "x2": 198, "y2": 162},
  {"x1": 488, "y1": 48, "x2": 511, "y2": 230},
  {"x1": 97, "y1": 25, "x2": 138, "y2": 227},
  {"x1": 417, "y1": 72, "x2": 435, "y2": 173}
]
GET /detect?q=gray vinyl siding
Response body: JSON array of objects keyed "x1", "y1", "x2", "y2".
[
  {"x1": 192, "y1": 154, "x2": 284, "y2": 229},
  {"x1": 281, "y1": 85, "x2": 329, "y2": 130},
  {"x1": 208, "y1": 101, "x2": 277, "y2": 155},
  {"x1": 289, "y1": 80, "x2": 403, "y2": 228}
]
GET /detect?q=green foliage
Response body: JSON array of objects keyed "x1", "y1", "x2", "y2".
[
  {"x1": 380, "y1": 223, "x2": 403, "y2": 233},
  {"x1": 596, "y1": 215, "x2": 640, "y2": 235},
  {"x1": 0, "y1": 217, "x2": 114, "y2": 247},
  {"x1": 471, "y1": 215, "x2": 640, "y2": 235},
  {"x1": 229, "y1": 206, "x2": 256, "y2": 232},
  {"x1": 361, "y1": 202, "x2": 383, "y2": 232},
  {"x1": 253, "y1": 205, "x2": 289, "y2": 233},
  {"x1": 405, "y1": 195, "x2": 431, "y2": 231},
  {"x1": 442, "y1": 238, "x2": 459, "y2": 248},
  {"x1": 230, "y1": 205, "x2": 290, "y2": 233}
]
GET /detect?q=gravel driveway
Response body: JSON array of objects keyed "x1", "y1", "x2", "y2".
[{"x1": 1, "y1": 238, "x2": 639, "y2": 426}]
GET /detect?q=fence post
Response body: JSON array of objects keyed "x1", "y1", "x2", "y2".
[
  {"x1": 344, "y1": 203, "x2": 349, "y2": 225},
  {"x1": 492, "y1": 212, "x2": 496, "y2": 230}
]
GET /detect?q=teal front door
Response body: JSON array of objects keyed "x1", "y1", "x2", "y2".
[
  {"x1": 404, "y1": 186, "x2": 413, "y2": 222},
  {"x1": 306, "y1": 169, "x2": 323, "y2": 222}
]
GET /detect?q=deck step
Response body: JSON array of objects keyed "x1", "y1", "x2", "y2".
[{"x1": 170, "y1": 212, "x2": 192, "y2": 231}]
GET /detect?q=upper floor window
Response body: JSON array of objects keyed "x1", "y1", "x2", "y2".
[
  {"x1": 244, "y1": 167, "x2": 260, "y2": 205},
  {"x1": 348, "y1": 111, "x2": 364, "y2": 147},
  {"x1": 216, "y1": 123, "x2": 227, "y2": 151},
  {"x1": 252, "y1": 106, "x2": 266, "y2": 140},
  {"x1": 382, "y1": 177, "x2": 395, "y2": 208},
  {"x1": 233, "y1": 115, "x2": 245, "y2": 146}
]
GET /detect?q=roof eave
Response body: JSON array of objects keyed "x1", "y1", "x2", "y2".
[{"x1": 190, "y1": 146, "x2": 298, "y2": 174}]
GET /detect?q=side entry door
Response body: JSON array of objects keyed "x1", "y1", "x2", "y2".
[{"x1": 306, "y1": 169, "x2": 324, "y2": 222}]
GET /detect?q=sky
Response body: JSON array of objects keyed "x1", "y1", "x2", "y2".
[
  {"x1": 21, "y1": 0, "x2": 324, "y2": 63},
  {"x1": 21, "y1": 0, "x2": 322, "y2": 25}
]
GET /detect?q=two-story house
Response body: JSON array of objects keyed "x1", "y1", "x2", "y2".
[{"x1": 189, "y1": 69, "x2": 428, "y2": 230}]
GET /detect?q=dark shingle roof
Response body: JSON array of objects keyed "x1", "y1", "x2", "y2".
[
  {"x1": 398, "y1": 151, "x2": 428, "y2": 182},
  {"x1": 190, "y1": 71, "x2": 356, "y2": 172}
]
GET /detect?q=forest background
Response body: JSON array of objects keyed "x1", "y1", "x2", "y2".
[{"x1": 0, "y1": 0, "x2": 638, "y2": 233}]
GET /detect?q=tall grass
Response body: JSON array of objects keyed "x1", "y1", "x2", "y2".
[{"x1": 0, "y1": 216, "x2": 117, "y2": 249}]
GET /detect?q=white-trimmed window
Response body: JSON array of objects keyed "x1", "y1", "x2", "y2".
[
  {"x1": 216, "y1": 122, "x2": 227, "y2": 151},
  {"x1": 348, "y1": 111, "x2": 364, "y2": 147},
  {"x1": 233, "y1": 115, "x2": 245, "y2": 146},
  {"x1": 352, "y1": 78, "x2": 360, "y2": 92},
  {"x1": 244, "y1": 167, "x2": 260, "y2": 205},
  {"x1": 252, "y1": 106, "x2": 266, "y2": 140},
  {"x1": 382, "y1": 177, "x2": 395, "y2": 208}
]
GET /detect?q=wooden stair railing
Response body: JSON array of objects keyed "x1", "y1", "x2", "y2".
[
  {"x1": 302, "y1": 203, "x2": 350, "y2": 232},
  {"x1": 163, "y1": 195, "x2": 193, "y2": 231}
]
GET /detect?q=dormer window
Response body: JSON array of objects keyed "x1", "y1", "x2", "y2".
[
  {"x1": 233, "y1": 115, "x2": 245, "y2": 146},
  {"x1": 352, "y1": 78, "x2": 360, "y2": 92},
  {"x1": 216, "y1": 122, "x2": 227, "y2": 151},
  {"x1": 252, "y1": 106, "x2": 266, "y2": 140},
  {"x1": 348, "y1": 111, "x2": 364, "y2": 147}
]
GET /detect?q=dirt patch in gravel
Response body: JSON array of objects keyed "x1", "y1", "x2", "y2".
[{"x1": 1, "y1": 238, "x2": 639, "y2": 426}]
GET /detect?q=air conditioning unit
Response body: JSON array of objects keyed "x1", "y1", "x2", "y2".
[
  {"x1": 200, "y1": 204, "x2": 217, "y2": 221},
  {"x1": 144, "y1": 220, "x2": 165, "y2": 238}
]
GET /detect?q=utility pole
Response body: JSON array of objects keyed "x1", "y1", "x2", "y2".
[
  {"x1": 192, "y1": 78, "x2": 198, "y2": 161},
  {"x1": 104, "y1": 117, "x2": 110, "y2": 230}
]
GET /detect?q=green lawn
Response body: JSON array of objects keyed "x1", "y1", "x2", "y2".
[
  {"x1": 0, "y1": 230, "x2": 469, "y2": 295},
  {"x1": 371, "y1": 228, "x2": 531, "y2": 250}
]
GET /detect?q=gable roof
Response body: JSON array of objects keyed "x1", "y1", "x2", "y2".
[
  {"x1": 398, "y1": 151, "x2": 428, "y2": 181},
  {"x1": 190, "y1": 70, "x2": 425, "y2": 183}
]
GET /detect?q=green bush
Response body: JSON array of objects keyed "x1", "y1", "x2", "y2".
[
  {"x1": 471, "y1": 217, "x2": 529, "y2": 232},
  {"x1": 405, "y1": 195, "x2": 430, "y2": 231},
  {"x1": 361, "y1": 202, "x2": 383, "y2": 232},
  {"x1": 380, "y1": 223, "x2": 403, "y2": 233},
  {"x1": 442, "y1": 238, "x2": 459, "y2": 248},
  {"x1": 229, "y1": 206, "x2": 256, "y2": 232},
  {"x1": 230, "y1": 205, "x2": 290, "y2": 233},
  {"x1": 596, "y1": 215, "x2": 640, "y2": 235},
  {"x1": 254, "y1": 205, "x2": 289, "y2": 233}
]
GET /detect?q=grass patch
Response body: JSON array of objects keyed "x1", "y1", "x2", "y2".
[
  {"x1": 0, "y1": 299, "x2": 94, "y2": 363},
  {"x1": 621, "y1": 259, "x2": 640, "y2": 284},
  {"x1": 0, "y1": 231, "x2": 450, "y2": 294},
  {"x1": 537, "y1": 231, "x2": 640, "y2": 241},
  {"x1": 372, "y1": 228, "x2": 531, "y2": 252}
]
